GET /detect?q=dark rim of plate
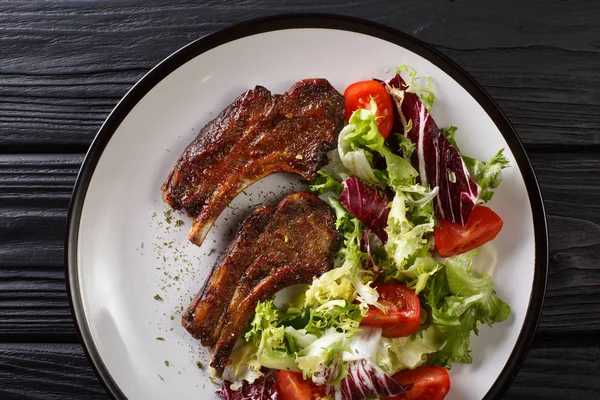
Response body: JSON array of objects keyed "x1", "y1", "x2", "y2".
[{"x1": 65, "y1": 13, "x2": 549, "y2": 400}]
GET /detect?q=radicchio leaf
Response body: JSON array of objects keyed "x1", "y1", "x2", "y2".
[
  {"x1": 386, "y1": 73, "x2": 480, "y2": 226},
  {"x1": 216, "y1": 370, "x2": 279, "y2": 400},
  {"x1": 327, "y1": 359, "x2": 412, "y2": 400},
  {"x1": 339, "y1": 177, "x2": 391, "y2": 243}
]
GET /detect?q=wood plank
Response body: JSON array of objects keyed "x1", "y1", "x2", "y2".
[
  {"x1": 0, "y1": 336, "x2": 597, "y2": 399},
  {"x1": 0, "y1": 267, "x2": 76, "y2": 341},
  {"x1": 0, "y1": 343, "x2": 108, "y2": 400},
  {"x1": 0, "y1": 151, "x2": 598, "y2": 339},
  {"x1": 0, "y1": 154, "x2": 82, "y2": 266},
  {"x1": 532, "y1": 152, "x2": 600, "y2": 333},
  {"x1": 504, "y1": 335, "x2": 600, "y2": 399},
  {"x1": 0, "y1": 0, "x2": 599, "y2": 151}
]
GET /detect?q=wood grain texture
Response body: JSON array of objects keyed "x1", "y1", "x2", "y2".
[
  {"x1": 504, "y1": 336, "x2": 600, "y2": 399},
  {"x1": 532, "y1": 152, "x2": 600, "y2": 333},
  {"x1": 1, "y1": 0, "x2": 599, "y2": 151},
  {"x1": 0, "y1": 343, "x2": 108, "y2": 400},
  {"x1": 0, "y1": 154, "x2": 82, "y2": 266},
  {"x1": 0, "y1": 267, "x2": 75, "y2": 341}
]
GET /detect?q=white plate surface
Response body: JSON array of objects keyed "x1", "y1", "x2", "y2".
[{"x1": 69, "y1": 21, "x2": 546, "y2": 400}]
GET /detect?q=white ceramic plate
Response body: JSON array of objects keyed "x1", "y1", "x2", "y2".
[{"x1": 66, "y1": 14, "x2": 548, "y2": 400}]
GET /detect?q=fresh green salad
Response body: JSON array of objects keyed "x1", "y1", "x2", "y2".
[{"x1": 217, "y1": 67, "x2": 511, "y2": 400}]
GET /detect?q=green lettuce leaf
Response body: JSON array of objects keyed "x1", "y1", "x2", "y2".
[
  {"x1": 424, "y1": 251, "x2": 510, "y2": 366},
  {"x1": 304, "y1": 261, "x2": 357, "y2": 307},
  {"x1": 222, "y1": 341, "x2": 264, "y2": 390},
  {"x1": 308, "y1": 170, "x2": 343, "y2": 196},
  {"x1": 463, "y1": 149, "x2": 510, "y2": 203},
  {"x1": 376, "y1": 326, "x2": 443, "y2": 375},
  {"x1": 338, "y1": 101, "x2": 417, "y2": 188},
  {"x1": 393, "y1": 256, "x2": 443, "y2": 295},
  {"x1": 445, "y1": 251, "x2": 510, "y2": 324},
  {"x1": 397, "y1": 65, "x2": 436, "y2": 110},
  {"x1": 296, "y1": 328, "x2": 347, "y2": 377},
  {"x1": 384, "y1": 191, "x2": 435, "y2": 273},
  {"x1": 244, "y1": 300, "x2": 299, "y2": 371}
]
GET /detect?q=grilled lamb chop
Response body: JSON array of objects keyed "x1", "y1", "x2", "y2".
[
  {"x1": 162, "y1": 79, "x2": 344, "y2": 247},
  {"x1": 181, "y1": 205, "x2": 272, "y2": 347},
  {"x1": 210, "y1": 192, "x2": 339, "y2": 374},
  {"x1": 181, "y1": 192, "x2": 339, "y2": 375}
]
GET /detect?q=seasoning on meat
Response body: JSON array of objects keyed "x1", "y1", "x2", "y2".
[
  {"x1": 182, "y1": 192, "x2": 339, "y2": 376},
  {"x1": 181, "y1": 205, "x2": 272, "y2": 347},
  {"x1": 161, "y1": 79, "x2": 345, "y2": 247}
]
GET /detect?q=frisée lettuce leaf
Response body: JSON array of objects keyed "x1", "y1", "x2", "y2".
[
  {"x1": 337, "y1": 100, "x2": 418, "y2": 188},
  {"x1": 376, "y1": 326, "x2": 442, "y2": 375},
  {"x1": 424, "y1": 251, "x2": 510, "y2": 366}
]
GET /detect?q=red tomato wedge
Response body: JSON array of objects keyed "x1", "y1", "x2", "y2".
[
  {"x1": 388, "y1": 366, "x2": 451, "y2": 400},
  {"x1": 276, "y1": 370, "x2": 326, "y2": 400},
  {"x1": 344, "y1": 80, "x2": 394, "y2": 139},
  {"x1": 360, "y1": 284, "x2": 420, "y2": 338},
  {"x1": 434, "y1": 205, "x2": 503, "y2": 258}
]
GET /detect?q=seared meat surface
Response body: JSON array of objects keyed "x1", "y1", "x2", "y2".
[
  {"x1": 162, "y1": 79, "x2": 344, "y2": 247},
  {"x1": 182, "y1": 192, "x2": 339, "y2": 376},
  {"x1": 181, "y1": 206, "x2": 272, "y2": 347}
]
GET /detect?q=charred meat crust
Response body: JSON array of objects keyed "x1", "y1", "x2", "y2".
[
  {"x1": 209, "y1": 192, "x2": 339, "y2": 375},
  {"x1": 161, "y1": 79, "x2": 344, "y2": 247},
  {"x1": 181, "y1": 192, "x2": 339, "y2": 375},
  {"x1": 181, "y1": 206, "x2": 273, "y2": 347}
]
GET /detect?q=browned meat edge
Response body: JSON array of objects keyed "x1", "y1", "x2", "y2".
[
  {"x1": 181, "y1": 206, "x2": 273, "y2": 347},
  {"x1": 162, "y1": 79, "x2": 344, "y2": 247},
  {"x1": 208, "y1": 192, "x2": 339, "y2": 375}
]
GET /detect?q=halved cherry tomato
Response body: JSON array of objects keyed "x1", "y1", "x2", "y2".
[
  {"x1": 434, "y1": 205, "x2": 503, "y2": 258},
  {"x1": 388, "y1": 366, "x2": 451, "y2": 400},
  {"x1": 344, "y1": 80, "x2": 394, "y2": 139},
  {"x1": 360, "y1": 284, "x2": 420, "y2": 337},
  {"x1": 275, "y1": 370, "x2": 326, "y2": 400}
]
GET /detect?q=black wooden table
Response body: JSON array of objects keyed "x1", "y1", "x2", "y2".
[{"x1": 1, "y1": 1, "x2": 599, "y2": 399}]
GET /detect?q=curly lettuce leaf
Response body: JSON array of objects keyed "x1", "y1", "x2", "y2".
[
  {"x1": 425, "y1": 251, "x2": 510, "y2": 366},
  {"x1": 304, "y1": 258, "x2": 357, "y2": 307},
  {"x1": 308, "y1": 170, "x2": 343, "y2": 196},
  {"x1": 384, "y1": 191, "x2": 435, "y2": 273},
  {"x1": 245, "y1": 300, "x2": 281, "y2": 343},
  {"x1": 445, "y1": 251, "x2": 510, "y2": 324},
  {"x1": 244, "y1": 300, "x2": 298, "y2": 371},
  {"x1": 464, "y1": 149, "x2": 510, "y2": 203},
  {"x1": 222, "y1": 341, "x2": 264, "y2": 391},
  {"x1": 376, "y1": 326, "x2": 443, "y2": 375},
  {"x1": 338, "y1": 101, "x2": 417, "y2": 188},
  {"x1": 393, "y1": 255, "x2": 442, "y2": 295},
  {"x1": 295, "y1": 328, "x2": 347, "y2": 377},
  {"x1": 289, "y1": 299, "x2": 364, "y2": 337},
  {"x1": 397, "y1": 65, "x2": 436, "y2": 110},
  {"x1": 394, "y1": 132, "x2": 416, "y2": 157}
]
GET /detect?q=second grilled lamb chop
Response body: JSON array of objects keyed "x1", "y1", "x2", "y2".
[{"x1": 181, "y1": 192, "x2": 339, "y2": 375}]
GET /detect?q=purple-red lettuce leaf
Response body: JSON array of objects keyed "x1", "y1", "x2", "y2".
[
  {"x1": 339, "y1": 177, "x2": 391, "y2": 243},
  {"x1": 326, "y1": 359, "x2": 413, "y2": 400},
  {"x1": 216, "y1": 370, "x2": 279, "y2": 400},
  {"x1": 385, "y1": 72, "x2": 480, "y2": 226}
]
